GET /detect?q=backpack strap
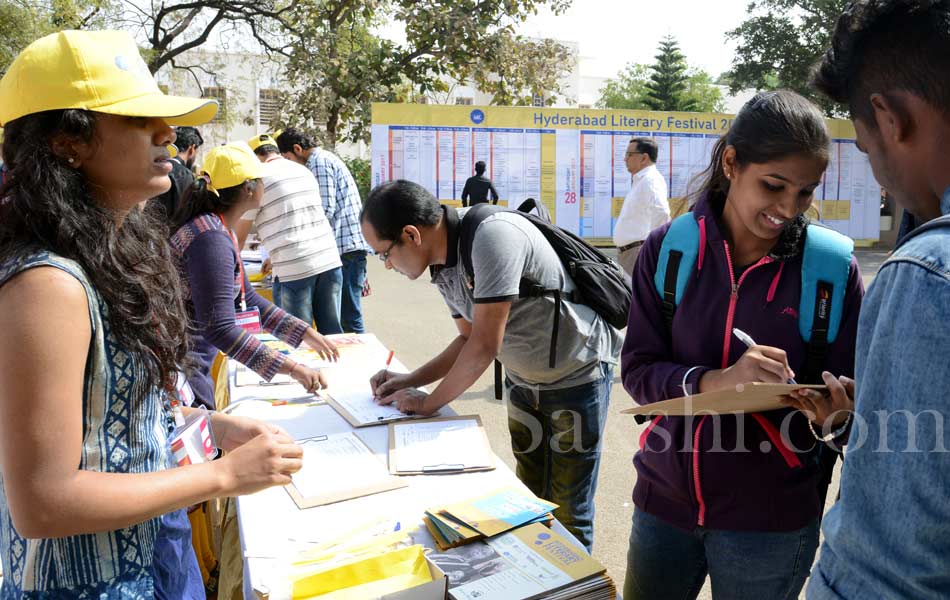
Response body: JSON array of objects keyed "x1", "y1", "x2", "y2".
[
  {"x1": 653, "y1": 214, "x2": 701, "y2": 330},
  {"x1": 798, "y1": 224, "x2": 854, "y2": 383},
  {"x1": 458, "y1": 203, "x2": 503, "y2": 284}
]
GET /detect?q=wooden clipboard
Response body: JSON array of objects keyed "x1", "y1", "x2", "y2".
[
  {"x1": 285, "y1": 433, "x2": 407, "y2": 509},
  {"x1": 622, "y1": 382, "x2": 827, "y2": 418},
  {"x1": 387, "y1": 415, "x2": 495, "y2": 475}
]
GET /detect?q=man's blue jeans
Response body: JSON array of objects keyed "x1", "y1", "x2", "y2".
[
  {"x1": 624, "y1": 509, "x2": 819, "y2": 600},
  {"x1": 274, "y1": 268, "x2": 343, "y2": 334},
  {"x1": 340, "y1": 251, "x2": 367, "y2": 333},
  {"x1": 505, "y1": 363, "x2": 612, "y2": 553}
]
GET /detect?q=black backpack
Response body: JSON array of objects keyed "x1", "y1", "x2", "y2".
[{"x1": 458, "y1": 203, "x2": 630, "y2": 398}]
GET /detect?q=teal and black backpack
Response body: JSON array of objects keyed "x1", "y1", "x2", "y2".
[
  {"x1": 654, "y1": 213, "x2": 854, "y2": 385},
  {"x1": 653, "y1": 213, "x2": 855, "y2": 511}
]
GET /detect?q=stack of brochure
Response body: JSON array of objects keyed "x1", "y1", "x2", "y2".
[
  {"x1": 424, "y1": 487, "x2": 556, "y2": 551},
  {"x1": 427, "y1": 522, "x2": 616, "y2": 600}
]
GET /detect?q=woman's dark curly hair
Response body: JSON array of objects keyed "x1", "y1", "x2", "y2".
[{"x1": 0, "y1": 109, "x2": 191, "y2": 392}]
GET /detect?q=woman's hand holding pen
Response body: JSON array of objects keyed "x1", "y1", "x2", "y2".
[
  {"x1": 700, "y1": 345, "x2": 796, "y2": 393},
  {"x1": 303, "y1": 329, "x2": 340, "y2": 362},
  {"x1": 782, "y1": 372, "x2": 854, "y2": 427}
]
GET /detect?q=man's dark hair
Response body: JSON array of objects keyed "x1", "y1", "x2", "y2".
[
  {"x1": 276, "y1": 128, "x2": 317, "y2": 154},
  {"x1": 812, "y1": 0, "x2": 950, "y2": 124},
  {"x1": 361, "y1": 180, "x2": 442, "y2": 242},
  {"x1": 173, "y1": 126, "x2": 203, "y2": 152},
  {"x1": 474, "y1": 160, "x2": 486, "y2": 175},
  {"x1": 253, "y1": 144, "x2": 280, "y2": 157},
  {"x1": 630, "y1": 137, "x2": 658, "y2": 163}
]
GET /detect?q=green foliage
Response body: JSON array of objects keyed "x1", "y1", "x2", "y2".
[
  {"x1": 684, "y1": 69, "x2": 726, "y2": 113},
  {"x1": 597, "y1": 63, "x2": 649, "y2": 110},
  {"x1": 599, "y1": 59, "x2": 724, "y2": 113},
  {"x1": 343, "y1": 157, "x2": 371, "y2": 203},
  {"x1": 473, "y1": 34, "x2": 573, "y2": 106},
  {"x1": 726, "y1": 0, "x2": 849, "y2": 115},
  {"x1": 645, "y1": 35, "x2": 695, "y2": 112},
  {"x1": 1, "y1": 0, "x2": 114, "y2": 75},
  {"x1": 279, "y1": 0, "x2": 572, "y2": 145}
]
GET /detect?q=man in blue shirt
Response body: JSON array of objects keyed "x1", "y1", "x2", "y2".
[
  {"x1": 277, "y1": 129, "x2": 371, "y2": 333},
  {"x1": 797, "y1": 1, "x2": 950, "y2": 597}
]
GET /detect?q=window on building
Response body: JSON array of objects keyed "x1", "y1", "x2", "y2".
[
  {"x1": 258, "y1": 88, "x2": 280, "y2": 128},
  {"x1": 578, "y1": 103, "x2": 592, "y2": 109},
  {"x1": 532, "y1": 94, "x2": 545, "y2": 107},
  {"x1": 203, "y1": 86, "x2": 228, "y2": 123},
  {"x1": 455, "y1": 97, "x2": 474, "y2": 106},
  {"x1": 417, "y1": 96, "x2": 429, "y2": 105}
]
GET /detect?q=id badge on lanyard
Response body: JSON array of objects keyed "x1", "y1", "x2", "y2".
[
  {"x1": 235, "y1": 305, "x2": 262, "y2": 333},
  {"x1": 166, "y1": 386, "x2": 218, "y2": 467}
]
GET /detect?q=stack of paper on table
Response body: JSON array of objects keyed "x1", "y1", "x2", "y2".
[
  {"x1": 424, "y1": 487, "x2": 557, "y2": 550},
  {"x1": 389, "y1": 416, "x2": 494, "y2": 475},
  {"x1": 286, "y1": 431, "x2": 406, "y2": 509},
  {"x1": 427, "y1": 522, "x2": 616, "y2": 600}
]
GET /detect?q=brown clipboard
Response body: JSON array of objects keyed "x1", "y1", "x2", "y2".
[
  {"x1": 284, "y1": 433, "x2": 407, "y2": 509},
  {"x1": 387, "y1": 415, "x2": 495, "y2": 475},
  {"x1": 621, "y1": 382, "x2": 827, "y2": 417}
]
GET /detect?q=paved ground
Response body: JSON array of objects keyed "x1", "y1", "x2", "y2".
[{"x1": 359, "y1": 248, "x2": 888, "y2": 598}]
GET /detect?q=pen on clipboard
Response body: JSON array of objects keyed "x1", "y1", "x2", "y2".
[{"x1": 732, "y1": 328, "x2": 797, "y2": 384}]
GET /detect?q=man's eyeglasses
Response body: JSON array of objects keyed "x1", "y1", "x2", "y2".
[{"x1": 377, "y1": 237, "x2": 399, "y2": 262}]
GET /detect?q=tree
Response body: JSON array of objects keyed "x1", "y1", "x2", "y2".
[
  {"x1": 644, "y1": 35, "x2": 695, "y2": 112},
  {"x1": 726, "y1": 0, "x2": 849, "y2": 115},
  {"x1": 684, "y1": 69, "x2": 726, "y2": 113},
  {"x1": 600, "y1": 59, "x2": 724, "y2": 113},
  {"x1": 1, "y1": 0, "x2": 115, "y2": 75},
  {"x1": 276, "y1": 0, "x2": 572, "y2": 146},
  {"x1": 596, "y1": 63, "x2": 649, "y2": 110},
  {"x1": 112, "y1": 0, "x2": 296, "y2": 75}
]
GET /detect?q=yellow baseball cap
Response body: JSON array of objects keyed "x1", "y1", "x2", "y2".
[
  {"x1": 200, "y1": 143, "x2": 261, "y2": 192},
  {"x1": 247, "y1": 133, "x2": 278, "y2": 152},
  {"x1": 0, "y1": 30, "x2": 218, "y2": 127}
]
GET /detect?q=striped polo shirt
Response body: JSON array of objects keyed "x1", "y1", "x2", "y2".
[{"x1": 244, "y1": 156, "x2": 342, "y2": 282}]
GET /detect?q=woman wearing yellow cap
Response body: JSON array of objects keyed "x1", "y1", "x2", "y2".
[
  {"x1": 170, "y1": 143, "x2": 338, "y2": 409},
  {"x1": 0, "y1": 31, "x2": 306, "y2": 598}
]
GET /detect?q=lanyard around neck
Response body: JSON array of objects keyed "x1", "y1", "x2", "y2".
[{"x1": 215, "y1": 213, "x2": 246, "y2": 311}]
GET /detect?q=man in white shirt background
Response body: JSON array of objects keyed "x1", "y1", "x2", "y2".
[
  {"x1": 236, "y1": 134, "x2": 344, "y2": 333},
  {"x1": 612, "y1": 138, "x2": 670, "y2": 281}
]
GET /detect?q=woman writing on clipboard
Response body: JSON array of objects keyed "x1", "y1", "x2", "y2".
[
  {"x1": 171, "y1": 143, "x2": 339, "y2": 409},
  {"x1": 621, "y1": 91, "x2": 864, "y2": 599}
]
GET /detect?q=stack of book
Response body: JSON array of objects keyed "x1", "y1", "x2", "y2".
[
  {"x1": 426, "y1": 522, "x2": 617, "y2": 600},
  {"x1": 423, "y1": 487, "x2": 556, "y2": 550}
]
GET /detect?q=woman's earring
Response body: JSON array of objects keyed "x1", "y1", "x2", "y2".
[{"x1": 67, "y1": 158, "x2": 75, "y2": 164}]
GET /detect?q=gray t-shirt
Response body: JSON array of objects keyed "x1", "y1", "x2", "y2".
[{"x1": 431, "y1": 210, "x2": 623, "y2": 389}]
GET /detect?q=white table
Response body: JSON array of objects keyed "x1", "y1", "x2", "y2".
[{"x1": 228, "y1": 336, "x2": 583, "y2": 599}]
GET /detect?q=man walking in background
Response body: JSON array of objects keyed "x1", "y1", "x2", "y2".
[
  {"x1": 613, "y1": 138, "x2": 669, "y2": 281},
  {"x1": 236, "y1": 134, "x2": 343, "y2": 334},
  {"x1": 461, "y1": 160, "x2": 499, "y2": 206},
  {"x1": 277, "y1": 128, "x2": 370, "y2": 333}
]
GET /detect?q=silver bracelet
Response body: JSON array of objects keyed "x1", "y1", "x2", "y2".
[
  {"x1": 809, "y1": 412, "x2": 852, "y2": 442},
  {"x1": 681, "y1": 366, "x2": 702, "y2": 397}
]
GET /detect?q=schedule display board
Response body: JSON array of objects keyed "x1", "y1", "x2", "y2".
[{"x1": 371, "y1": 103, "x2": 881, "y2": 244}]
